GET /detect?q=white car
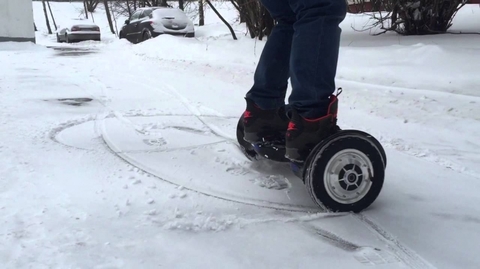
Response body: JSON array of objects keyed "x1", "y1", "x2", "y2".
[
  {"x1": 56, "y1": 19, "x2": 101, "y2": 43},
  {"x1": 120, "y1": 7, "x2": 195, "y2": 44}
]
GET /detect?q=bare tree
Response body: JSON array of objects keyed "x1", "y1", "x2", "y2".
[
  {"x1": 46, "y1": 1, "x2": 57, "y2": 30},
  {"x1": 110, "y1": 0, "x2": 133, "y2": 17},
  {"x1": 126, "y1": 0, "x2": 133, "y2": 16},
  {"x1": 84, "y1": 0, "x2": 100, "y2": 12},
  {"x1": 103, "y1": 0, "x2": 115, "y2": 34},
  {"x1": 42, "y1": 0, "x2": 52, "y2": 34},
  {"x1": 231, "y1": 0, "x2": 273, "y2": 39},
  {"x1": 198, "y1": 0, "x2": 205, "y2": 26},
  {"x1": 83, "y1": 0, "x2": 89, "y2": 18},
  {"x1": 205, "y1": 0, "x2": 237, "y2": 40},
  {"x1": 353, "y1": 0, "x2": 467, "y2": 35},
  {"x1": 140, "y1": 0, "x2": 170, "y2": 7},
  {"x1": 109, "y1": 1, "x2": 120, "y2": 36}
]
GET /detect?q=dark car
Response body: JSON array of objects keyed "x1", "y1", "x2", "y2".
[{"x1": 119, "y1": 7, "x2": 195, "y2": 44}]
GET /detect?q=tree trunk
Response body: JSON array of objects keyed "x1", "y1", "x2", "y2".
[
  {"x1": 109, "y1": 1, "x2": 119, "y2": 36},
  {"x1": 85, "y1": 0, "x2": 100, "y2": 12},
  {"x1": 46, "y1": 1, "x2": 57, "y2": 30},
  {"x1": 103, "y1": 0, "x2": 115, "y2": 34},
  {"x1": 126, "y1": 0, "x2": 132, "y2": 17},
  {"x1": 179, "y1": 0, "x2": 184, "y2": 10},
  {"x1": 83, "y1": 0, "x2": 89, "y2": 19},
  {"x1": 42, "y1": 0, "x2": 52, "y2": 34},
  {"x1": 205, "y1": 0, "x2": 237, "y2": 40},
  {"x1": 198, "y1": 0, "x2": 204, "y2": 26}
]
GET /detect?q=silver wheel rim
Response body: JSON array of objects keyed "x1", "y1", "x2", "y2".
[{"x1": 323, "y1": 149, "x2": 373, "y2": 204}]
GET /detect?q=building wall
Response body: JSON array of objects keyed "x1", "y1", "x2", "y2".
[{"x1": 0, "y1": 0, "x2": 36, "y2": 42}]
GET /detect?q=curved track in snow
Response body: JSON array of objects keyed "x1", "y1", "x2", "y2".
[
  {"x1": 52, "y1": 115, "x2": 435, "y2": 269},
  {"x1": 51, "y1": 72, "x2": 435, "y2": 269}
]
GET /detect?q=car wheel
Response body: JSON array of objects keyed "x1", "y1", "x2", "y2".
[
  {"x1": 142, "y1": 29, "x2": 152, "y2": 42},
  {"x1": 119, "y1": 31, "x2": 125, "y2": 39},
  {"x1": 56, "y1": 34, "x2": 61, "y2": 43},
  {"x1": 186, "y1": 32, "x2": 195, "y2": 38},
  {"x1": 65, "y1": 34, "x2": 70, "y2": 43}
]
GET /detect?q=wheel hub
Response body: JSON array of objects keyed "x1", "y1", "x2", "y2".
[
  {"x1": 324, "y1": 149, "x2": 373, "y2": 204},
  {"x1": 347, "y1": 173, "x2": 357, "y2": 183}
]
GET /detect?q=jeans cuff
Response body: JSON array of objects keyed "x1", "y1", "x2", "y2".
[{"x1": 245, "y1": 95, "x2": 285, "y2": 110}]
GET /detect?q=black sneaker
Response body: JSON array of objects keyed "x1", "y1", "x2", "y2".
[
  {"x1": 243, "y1": 98, "x2": 289, "y2": 144},
  {"x1": 285, "y1": 94, "x2": 341, "y2": 162}
]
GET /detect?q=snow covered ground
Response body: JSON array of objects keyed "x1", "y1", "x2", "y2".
[{"x1": 1, "y1": 1, "x2": 480, "y2": 268}]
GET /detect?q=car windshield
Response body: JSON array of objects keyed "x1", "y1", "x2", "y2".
[{"x1": 152, "y1": 8, "x2": 188, "y2": 21}]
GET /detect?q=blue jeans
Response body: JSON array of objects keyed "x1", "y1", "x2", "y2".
[{"x1": 245, "y1": 0, "x2": 347, "y2": 119}]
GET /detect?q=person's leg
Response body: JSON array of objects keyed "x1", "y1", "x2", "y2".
[
  {"x1": 243, "y1": 0, "x2": 295, "y2": 144},
  {"x1": 285, "y1": 0, "x2": 347, "y2": 161},
  {"x1": 288, "y1": 0, "x2": 347, "y2": 119},
  {"x1": 245, "y1": 0, "x2": 296, "y2": 109}
]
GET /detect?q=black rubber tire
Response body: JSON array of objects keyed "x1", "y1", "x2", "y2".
[
  {"x1": 337, "y1": 128, "x2": 386, "y2": 168},
  {"x1": 303, "y1": 130, "x2": 385, "y2": 213},
  {"x1": 142, "y1": 29, "x2": 152, "y2": 42},
  {"x1": 364, "y1": 133, "x2": 387, "y2": 168},
  {"x1": 236, "y1": 114, "x2": 259, "y2": 161}
]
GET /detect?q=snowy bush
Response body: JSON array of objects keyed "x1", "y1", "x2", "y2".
[{"x1": 353, "y1": 0, "x2": 467, "y2": 35}]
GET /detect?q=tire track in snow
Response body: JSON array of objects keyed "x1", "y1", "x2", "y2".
[
  {"x1": 84, "y1": 65, "x2": 435, "y2": 269},
  {"x1": 298, "y1": 219, "x2": 436, "y2": 268},
  {"x1": 354, "y1": 213, "x2": 437, "y2": 269},
  {"x1": 148, "y1": 81, "x2": 437, "y2": 269},
  {"x1": 88, "y1": 74, "x2": 319, "y2": 212},
  {"x1": 99, "y1": 130, "x2": 317, "y2": 212},
  {"x1": 142, "y1": 81, "x2": 434, "y2": 269},
  {"x1": 50, "y1": 114, "x2": 231, "y2": 153},
  {"x1": 308, "y1": 225, "x2": 402, "y2": 266}
]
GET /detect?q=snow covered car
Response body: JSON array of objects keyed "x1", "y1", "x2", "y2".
[
  {"x1": 56, "y1": 19, "x2": 101, "y2": 43},
  {"x1": 119, "y1": 7, "x2": 195, "y2": 44}
]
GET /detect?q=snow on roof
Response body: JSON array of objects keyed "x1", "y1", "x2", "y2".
[
  {"x1": 151, "y1": 8, "x2": 187, "y2": 17},
  {"x1": 59, "y1": 18, "x2": 98, "y2": 28}
]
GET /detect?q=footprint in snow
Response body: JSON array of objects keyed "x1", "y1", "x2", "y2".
[
  {"x1": 142, "y1": 138, "x2": 167, "y2": 147},
  {"x1": 250, "y1": 175, "x2": 290, "y2": 190},
  {"x1": 353, "y1": 247, "x2": 400, "y2": 265},
  {"x1": 314, "y1": 227, "x2": 400, "y2": 266}
]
